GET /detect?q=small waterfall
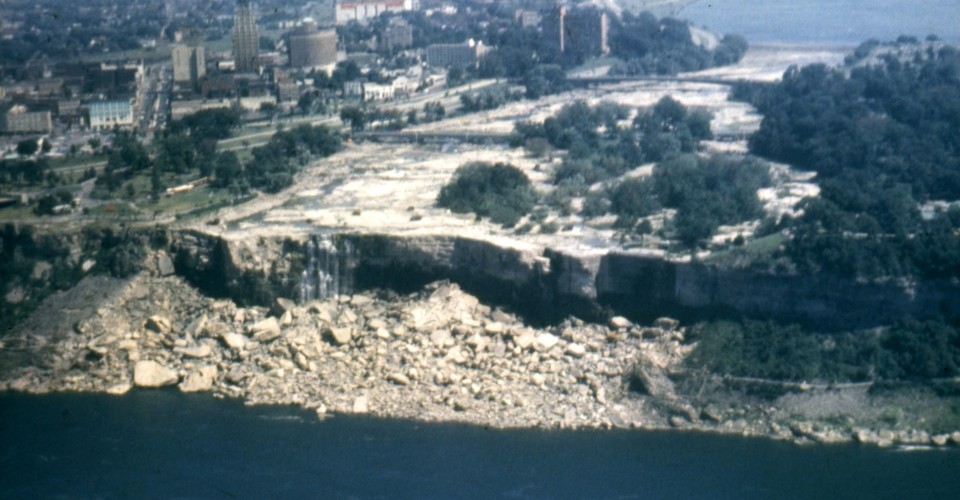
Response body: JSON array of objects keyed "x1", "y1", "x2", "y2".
[{"x1": 299, "y1": 234, "x2": 353, "y2": 302}]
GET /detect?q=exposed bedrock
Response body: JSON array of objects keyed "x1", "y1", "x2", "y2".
[
  {"x1": 4, "y1": 224, "x2": 958, "y2": 331},
  {"x1": 168, "y1": 229, "x2": 960, "y2": 330}
]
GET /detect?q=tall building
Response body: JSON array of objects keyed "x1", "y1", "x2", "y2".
[
  {"x1": 565, "y1": 6, "x2": 609, "y2": 59},
  {"x1": 541, "y1": 5, "x2": 566, "y2": 58},
  {"x1": 172, "y1": 44, "x2": 206, "y2": 88},
  {"x1": 335, "y1": 0, "x2": 420, "y2": 25},
  {"x1": 541, "y1": 5, "x2": 608, "y2": 61},
  {"x1": 233, "y1": 0, "x2": 261, "y2": 74},
  {"x1": 288, "y1": 20, "x2": 338, "y2": 70}
]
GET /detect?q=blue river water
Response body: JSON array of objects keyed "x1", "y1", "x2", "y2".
[
  {"x1": 2, "y1": 391, "x2": 959, "y2": 499},
  {"x1": 681, "y1": 0, "x2": 960, "y2": 45}
]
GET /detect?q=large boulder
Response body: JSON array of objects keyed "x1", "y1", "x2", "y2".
[
  {"x1": 328, "y1": 326, "x2": 353, "y2": 345},
  {"x1": 533, "y1": 333, "x2": 559, "y2": 352},
  {"x1": 133, "y1": 361, "x2": 179, "y2": 388},
  {"x1": 179, "y1": 366, "x2": 218, "y2": 393},
  {"x1": 271, "y1": 297, "x2": 297, "y2": 317},
  {"x1": 156, "y1": 252, "x2": 175, "y2": 276},
  {"x1": 145, "y1": 315, "x2": 173, "y2": 334},
  {"x1": 249, "y1": 317, "x2": 281, "y2": 342},
  {"x1": 220, "y1": 332, "x2": 247, "y2": 351}
]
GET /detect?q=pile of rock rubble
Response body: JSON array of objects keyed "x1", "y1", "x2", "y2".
[{"x1": 0, "y1": 269, "x2": 693, "y2": 431}]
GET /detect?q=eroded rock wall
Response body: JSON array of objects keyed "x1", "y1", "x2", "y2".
[{"x1": 7, "y1": 225, "x2": 960, "y2": 332}]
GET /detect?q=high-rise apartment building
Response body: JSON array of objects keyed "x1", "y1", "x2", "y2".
[
  {"x1": 542, "y1": 5, "x2": 608, "y2": 61},
  {"x1": 288, "y1": 20, "x2": 338, "y2": 70},
  {"x1": 565, "y1": 6, "x2": 609, "y2": 59},
  {"x1": 172, "y1": 44, "x2": 206, "y2": 88},
  {"x1": 233, "y1": 0, "x2": 261, "y2": 74}
]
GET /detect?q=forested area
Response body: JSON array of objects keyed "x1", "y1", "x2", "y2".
[
  {"x1": 690, "y1": 42, "x2": 960, "y2": 386},
  {"x1": 511, "y1": 98, "x2": 766, "y2": 247},
  {"x1": 609, "y1": 12, "x2": 748, "y2": 76},
  {"x1": 687, "y1": 318, "x2": 960, "y2": 384},
  {"x1": 735, "y1": 42, "x2": 960, "y2": 279}
]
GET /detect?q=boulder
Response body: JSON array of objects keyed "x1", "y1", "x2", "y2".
[
  {"x1": 133, "y1": 361, "x2": 179, "y2": 388},
  {"x1": 220, "y1": 332, "x2": 247, "y2": 351},
  {"x1": 387, "y1": 373, "x2": 411, "y2": 386},
  {"x1": 349, "y1": 295, "x2": 373, "y2": 307},
  {"x1": 430, "y1": 329, "x2": 452, "y2": 346},
  {"x1": 608, "y1": 316, "x2": 632, "y2": 330},
  {"x1": 514, "y1": 330, "x2": 537, "y2": 350},
  {"x1": 328, "y1": 326, "x2": 353, "y2": 345},
  {"x1": 466, "y1": 334, "x2": 490, "y2": 352},
  {"x1": 654, "y1": 317, "x2": 680, "y2": 330},
  {"x1": 145, "y1": 315, "x2": 173, "y2": 334},
  {"x1": 353, "y1": 395, "x2": 369, "y2": 414},
  {"x1": 157, "y1": 252, "x2": 175, "y2": 276},
  {"x1": 249, "y1": 317, "x2": 281, "y2": 342},
  {"x1": 175, "y1": 344, "x2": 212, "y2": 359},
  {"x1": 106, "y1": 382, "x2": 132, "y2": 395},
  {"x1": 533, "y1": 333, "x2": 559, "y2": 352},
  {"x1": 483, "y1": 321, "x2": 504, "y2": 335},
  {"x1": 272, "y1": 297, "x2": 297, "y2": 317},
  {"x1": 564, "y1": 343, "x2": 586, "y2": 358},
  {"x1": 179, "y1": 366, "x2": 218, "y2": 393}
]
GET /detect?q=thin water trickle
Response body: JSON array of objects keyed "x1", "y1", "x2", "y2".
[{"x1": 299, "y1": 234, "x2": 354, "y2": 302}]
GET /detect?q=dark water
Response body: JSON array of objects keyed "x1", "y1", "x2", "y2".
[
  {"x1": 681, "y1": 0, "x2": 960, "y2": 45},
  {"x1": 2, "y1": 392, "x2": 959, "y2": 499}
]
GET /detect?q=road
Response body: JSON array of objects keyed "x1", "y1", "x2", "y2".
[{"x1": 217, "y1": 79, "x2": 501, "y2": 151}]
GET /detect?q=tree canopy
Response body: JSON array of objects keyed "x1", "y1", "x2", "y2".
[{"x1": 436, "y1": 162, "x2": 536, "y2": 226}]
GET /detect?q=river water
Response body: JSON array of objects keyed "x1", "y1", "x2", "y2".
[
  {"x1": 681, "y1": 0, "x2": 960, "y2": 45},
  {"x1": 4, "y1": 3, "x2": 960, "y2": 498},
  {"x1": 2, "y1": 391, "x2": 959, "y2": 499}
]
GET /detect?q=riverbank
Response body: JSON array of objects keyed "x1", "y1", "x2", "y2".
[
  {"x1": 3, "y1": 258, "x2": 959, "y2": 449},
  {"x1": 6, "y1": 392, "x2": 960, "y2": 499}
]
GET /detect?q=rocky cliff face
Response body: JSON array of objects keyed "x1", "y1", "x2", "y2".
[
  {"x1": 6, "y1": 225, "x2": 960, "y2": 333},
  {"x1": 597, "y1": 254, "x2": 960, "y2": 330}
]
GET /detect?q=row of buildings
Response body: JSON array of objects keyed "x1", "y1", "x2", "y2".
[{"x1": 0, "y1": 62, "x2": 143, "y2": 134}]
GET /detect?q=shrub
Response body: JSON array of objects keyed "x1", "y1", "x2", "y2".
[{"x1": 437, "y1": 162, "x2": 536, "y2": 226}]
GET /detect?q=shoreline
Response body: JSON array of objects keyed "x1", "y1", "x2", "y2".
[{"x1": 2, "y1": 265, "x2": 959, "y2": 450}]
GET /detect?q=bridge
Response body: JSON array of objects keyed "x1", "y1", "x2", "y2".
[
  {"x1": 353, "y1": 131, "x2": 513, "y2": 145},
  {"x1": 565, "y1": 74, "x2": 745, "y2": 87},
  {"x1": 354, "y1": 130, "x2": 750, "y2": 146}
]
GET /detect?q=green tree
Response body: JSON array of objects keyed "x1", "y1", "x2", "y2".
[
  {"x1": 213, "y1": 151, "x2": 243, "y2": 188},
  {"x1": 340, "y1": 106, "x2": 367, "y2": 131},
  {"x1": 16, "y1": 138, "x2": 38, "y2": 156},
  {"x1": 437, "y1": 162, "x2": 537, "y2": 226}
]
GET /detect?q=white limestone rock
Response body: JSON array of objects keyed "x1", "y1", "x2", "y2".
[
  {"x1": 133, "y1": 361, "x2": 179, "y2": 388},
  {"x1": 221, "y1": 332, "x2": 247, "y2": 351},
  {"x1": 179, "y1": 366, "x2": 218, "y2": 393},
  {"x1": 106, "y1": 382, "x2": 132, "y2": 395},
  {"x1": 249, "y1": 317, "x2": 281, "y2": 342},
  {"x1": 328, "y1": 326, "x2": 353, "y2": 345},
  {"x1": 145, "y1": 315, "x2": 173, "y2": 334},
  {"x1": 353, "y1": 395, "x2": 369, "y2": 414},
  {"x1": 175, "y1": 344, "x2": 212, "y2": 359},
  {"x1": 533, "y1": 333, "x2": 559, "y2": 352},
  {"x1": 608, "y1": 316, "x2": 633, "y2": 330},
  {"x1": 565, "y1": 343, "x2": 587, "y2": 358}
]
